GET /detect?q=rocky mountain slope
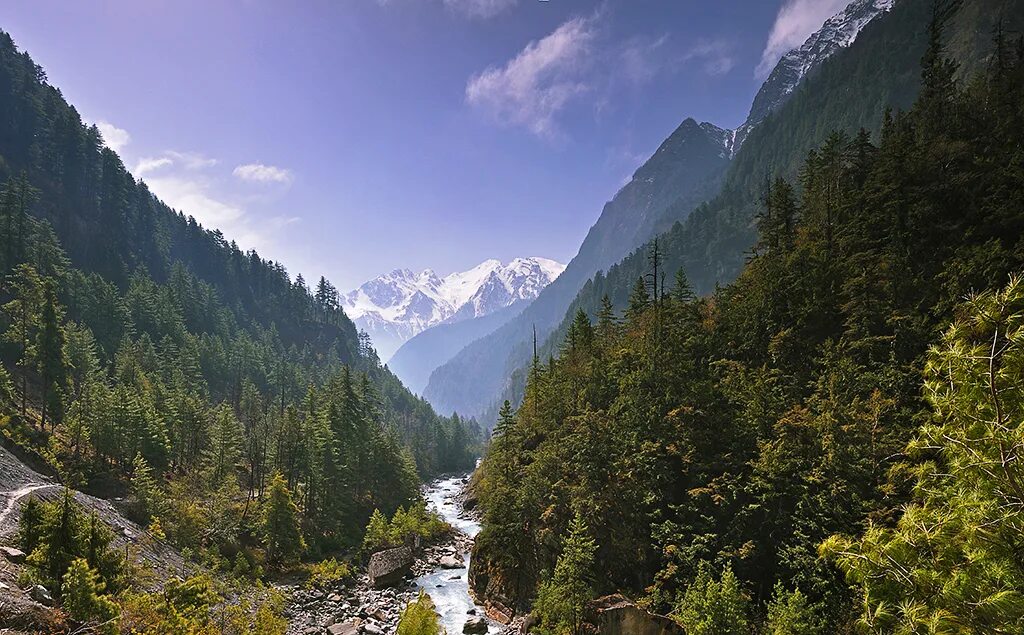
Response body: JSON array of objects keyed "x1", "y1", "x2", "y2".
[
  {"x1": 421, "y1": 0, "x2": 895, "y2": 419},
  {"x1": 343, "y1": 258, "x2": 564, "y2": 361}
]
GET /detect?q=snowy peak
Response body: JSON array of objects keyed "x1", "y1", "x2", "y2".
[
  {"x1": 343, "y1": 257, "x2": 566, "y2": 360},
  {"x1": 735, "y1": 0, "x2": 895, "y2": 150}
]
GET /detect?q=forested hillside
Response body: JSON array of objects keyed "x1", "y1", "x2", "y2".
[
  {"x1": 425, "y1": 0, "x2": 939, "y2": 424},
  {"x1": 0, "y1": 24, "x2": 479, "y2": 602},
  {"x1": 490, "y1": 0, "x2": 1023, "y2": 421},
  {"x1": 471, "y1": 16, "x2": 1024, "y2": 634}
]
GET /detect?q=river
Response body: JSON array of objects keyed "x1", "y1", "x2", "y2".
[{"x1": 414, "y1": 475, "x2": 500, "y2": 634}]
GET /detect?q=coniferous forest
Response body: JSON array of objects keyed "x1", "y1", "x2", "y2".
[
  {"x1": 0, "y1": 25, "x2": 479, "y2": 635},
  {"x1": 2, "y1": 2, "x2": 1024, "y2": 635},
  {"x1": 471, "y1": 20, "x2": 1024, "y2": 635}
]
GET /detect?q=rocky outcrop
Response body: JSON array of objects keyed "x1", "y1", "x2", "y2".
[
  {"x1": 367, "y1": 546, "x2": 414, "y2": 588},
  {"x1": 585, "y1": 595, "x2": 684, "y2": 635}
]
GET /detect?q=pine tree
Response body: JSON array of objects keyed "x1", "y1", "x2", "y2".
[
  {"x1": 18, "y1": 495, "x2": 43, "y2": 555},
  {"x1": 396, "y1": 591, "x2": 442, "y2": 635},
  {"x1": 37, "y1": 278, "x2": 69, "y2": 431},
  {"x1": 534, "y1": 513, "x2": 598, "y2": 635},
  {"x1": 129, "y1": 452, "x2": 161, "y2": 523},
  {"x1": 61, "y1": 557, "x2": 118, "y2": 633},
  {"x1": 673, "y1": 563, "x2": 749, "y2": 635},
  {"x1": 263, "y1": 472, "x2": 305, "y2": 565}
]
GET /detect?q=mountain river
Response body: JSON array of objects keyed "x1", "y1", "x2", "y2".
[{"x1": 414, "y1": 475, "x2": 500, "y2": 634}]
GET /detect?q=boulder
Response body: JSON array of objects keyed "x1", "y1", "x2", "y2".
[
  {"x1": 463, "y1": 616, "x2": 489, "y2": 634},
  {"x1": 440, "y1": 555, "x2": 464, "y2": 569},
  {"x1": 29, "y1": 584, "x2": 53, "y2": 606},
  {"x1": 585, "y1": 594, "x2": 684, "y2": 635},
  {"x1": 367, "y1": 546, "x2": 413, "y2": 588},
  {"x1": 0, "y1": 546, "x2": 26, "y2": 563},
  {"x1": 326, "y1": 622, "x2": 359, "y2": 635}
]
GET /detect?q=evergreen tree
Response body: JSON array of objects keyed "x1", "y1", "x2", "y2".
[
  {"x1": 36, "y1": 278, "x2": 68, "y2": 430},
  {"x1": 263, "y1": 472, "x2": 305, "y2": 565},
  {"x1": 534, "y1": 513, "x2": 598, "y2": 635},
  {"x1": 61, "y1": 557, "x2": 118, "y2": 633}
]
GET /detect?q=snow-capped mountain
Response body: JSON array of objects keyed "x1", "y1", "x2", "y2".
[
  {"x1": 733, "y1": 0, "x2": 895, "y2": 151},
  {"x1": 344, "y1": 258, "x2": 566, "y2": 361}
]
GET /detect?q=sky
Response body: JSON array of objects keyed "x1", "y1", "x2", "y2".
[{"x1": 0, "y1": 0, "x2": 850, "y2": 290}]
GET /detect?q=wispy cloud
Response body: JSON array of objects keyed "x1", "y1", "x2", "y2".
[
  {"x1": 466, "y1": 16, "x2": 596, "y2": 139},
  {"x1": 683, "y1": 39, "x2": 737, "y2": 77},
  {"x1": 96, "y1": 121, "x2": 131, "y2": 153},
  {"x1": 443, "y1": 0, "x2": 518, "y2": 19},
  {"x1": 134, "y1": 156, "x2": 173, "y2": 176},
  {"x1": 757, "y1": 0, "x2": 848, "y2": 78},
  {"x1": 134, "y1": 150, "x2": 218, "y2": 176},
  {"x1": 233, "y1": 163, "x2": 294, "y2": 185}
]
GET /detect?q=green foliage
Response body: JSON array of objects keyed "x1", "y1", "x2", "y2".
[
  {"x1": 672, "y1": 563, "x2": 749, "y2": 635},
  {"x1": 764, "y1": 584, "x2": 819, "y2": 635},
  {"x1": 533, "y1": 513, "x2": 597, "y2": 635},
  {"x1": 263, "y1": 472, "x2": 305, "y2": 565},
  {"x1": 61, "y1": 557, "x2": 118, "y2": 633},
  {"x1": 304, "y1": 557, "x2": 353, "y2": 589},
  {"x1": 362, "y1": 501, "x2": 450, "y2": 555},
  {"x1": 823, "y1": 276, "x2": 1024, "y2": 633},
  {"x1": 396, "y1": 591, "x2": 443, "y2": 635},
  {"x1": 473, "y1": 22, "x2": 1024, "y2": 631},
  {"x1": 21, "y1": 491, "x2": 121, "y2": 596}
]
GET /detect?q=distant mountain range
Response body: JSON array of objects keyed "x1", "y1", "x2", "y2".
[
  {"x1": 421, "y1": 0, "x2": 897, "y2": 418},
  {"x1": 343, "y1": 258, "x2": 565, "y2": 361}
]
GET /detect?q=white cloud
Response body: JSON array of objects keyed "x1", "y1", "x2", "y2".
[
  {"x1": 757, "y1": 0, "x2": 848, "y2": 78},
  {"x1": 683, "y1": 39, "x2": 737, "y2": 77},
  {"x1": 145, "y1": 175, "x2": 245, "y2": 229},
  {"x1": 134, "y1": 157, "x2": 173, "y2": 176},
  {"x1": 443, "y1": 0, "x2": 517, "y2": 18},
  {"x1": 466, "y1": 16, "x2": 595, "y2": 138},
  {"x1": 166, "y1": 150, "x2": 219, "y2": 170},
  {"x1": 133, "y1": 151, "x2": 217, "y2": 177},
  {"x1": 96, "y1": 121, "x2": 131, "y2": 154},
  {"x1": 233, "y1": 163, "x2": 294, "y2": 185}
]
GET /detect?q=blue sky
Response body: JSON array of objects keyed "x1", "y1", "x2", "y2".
[{"x1": 1, "y1": 0, "x2": 848, "y2": 290}]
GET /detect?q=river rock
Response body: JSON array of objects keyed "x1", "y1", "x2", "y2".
[
  {"x1": 440, "y1": 555, "x2": 463, "y2": 569},
  {"x1": 29, "y1": 584, "x2": 53, "y2": 606},
  {"x1": 463, "y1": 616, "x2": 488, "y2": 634},
  {"x1": 326, "y1": 622, "x2": 359, "y2": 635},
  {"x1": 367, "y1": 546, "x2": 413, "y2": 588},
  {"x1": 585, "y1": 594, "x2": 684, "y2": 635},
  {"x1": 0, "y1": 546, "x2": 26, "y2": 563}
]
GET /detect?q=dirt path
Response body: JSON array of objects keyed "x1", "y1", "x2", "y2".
[{"x1": 0, "y1": 483, "x2": 58, "y2": 529}]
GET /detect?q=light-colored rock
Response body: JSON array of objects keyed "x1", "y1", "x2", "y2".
[
  {"x1": 439, "y1": 555, "x2": 463, "y2": 569},
  {"x1": 326, "y1": 622, "x2": 359, "y2": 635},
  {"x1": 29, "y1": 584, "x2": 53, "y2": 606},
  {"x1": 0, "y1": 546, "x2": 26, "y2": 563}
]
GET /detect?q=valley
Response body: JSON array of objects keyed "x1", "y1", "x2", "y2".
[{"x1": 1, "y1": 0, "x2": 1024, "y2": 634}]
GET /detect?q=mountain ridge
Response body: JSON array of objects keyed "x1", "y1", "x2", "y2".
[
  {"x1": 421, "y1": 0, "x2": 895, "y2": 418},
  {"x1": 343, "y1": 257, "x2": 565, "y2": 360}
]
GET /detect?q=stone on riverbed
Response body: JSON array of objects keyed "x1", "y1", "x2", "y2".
[
  {"x1": 367, "y1": 546, "x2": 413, "y2": 588},
  {"x1": 440, "y1": 555, "x2": 463, "y2": 569},
  {"x1": 463, "y1": 616, "x2": 488, "y2": 634},
  {"x1": 326, "y1": 622, "x2": 359, "y2": 635}
]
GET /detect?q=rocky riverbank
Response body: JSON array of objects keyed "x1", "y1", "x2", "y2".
[{"x1": 283, "y1": 475, "x2": 488, "y2": 635}]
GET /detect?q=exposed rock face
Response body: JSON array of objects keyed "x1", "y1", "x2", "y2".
[
  {"x1": 468, "y1": 539, "x2": 523, "y2": 620},
  {"x1": 463, "y1": 616, "x2": 489, "y2": 634},
  {"x1": 0, "y1": 546, "x2": 26, "y2": 563},
  {"x1": 585, "y1": 595, "x2": 684, "y2": 635},
  {"x1": 367, "y1": 546, "x2": 413, "y2": 588}
]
